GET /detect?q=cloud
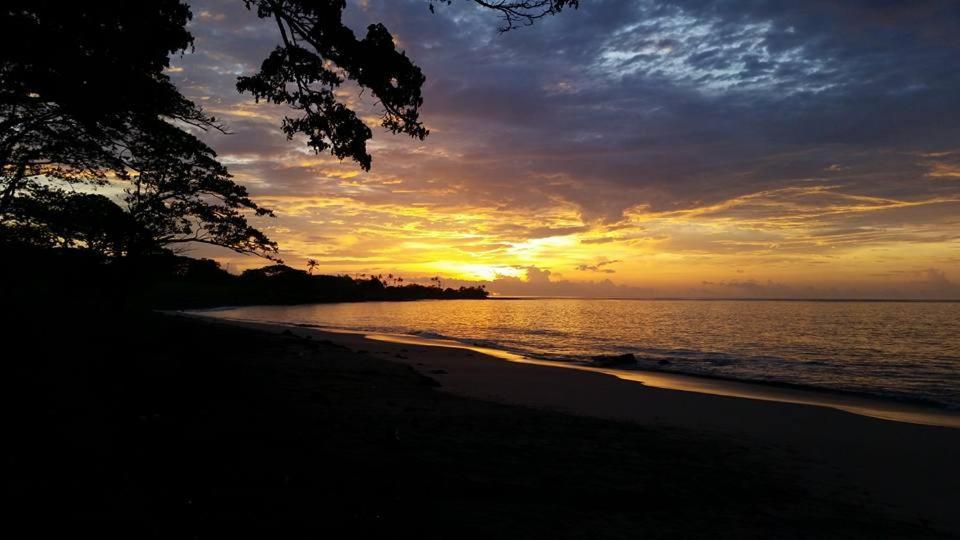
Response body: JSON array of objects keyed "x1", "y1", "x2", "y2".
[
  {"x1": 469, "y1": 266, "x2": 655, "y2": 297},
  {"x1": 575, "y1": 259, "x2": 622, "y2": 273},
  {"x1": 170, "y1": 0, "x2": 960, "y2": 299}
]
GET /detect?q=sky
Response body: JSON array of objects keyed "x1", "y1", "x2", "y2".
[{"x1": 167, "y1": 0, "x2": 960, "y2": 299}]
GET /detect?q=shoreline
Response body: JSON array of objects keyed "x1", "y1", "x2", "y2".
[
  {"x1": 185, "y1": 313, "x2": 960, "y2": 533},
  {"x1": 370, "y1": 331, "x2": 960, "y2": 429},
  {"x1": 18, "y1": 308, "x2": 959, "y2": 537},
  {"x1": 186, "y1": 313, "x2": 960, "y2": 429}
]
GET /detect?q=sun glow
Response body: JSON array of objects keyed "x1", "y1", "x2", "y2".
[{"x1": 442, "y1": 264, "x2": 525, "y2": 281}]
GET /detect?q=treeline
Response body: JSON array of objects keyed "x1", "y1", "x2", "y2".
[
  {"x1": 149, "y1": 256, "x2": 489, "y2": 308},
  {"x1": 1, "y1": 244, "x2": 487, "y2": 311}
]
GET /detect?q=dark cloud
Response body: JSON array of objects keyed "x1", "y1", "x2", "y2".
[
  {"x1": 172, "y1": 0, "x2": 960, "y2": 298},
  {"x1": 575, "y1": 259, "x2": 622, "y2": 273},
  {"x1": 175, "y1": 0, "x2": 960, "y2": 216}
]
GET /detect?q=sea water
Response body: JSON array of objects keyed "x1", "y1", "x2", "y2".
[{"x1": 198, "y1": 299, "x2": 960, "y2": 409}]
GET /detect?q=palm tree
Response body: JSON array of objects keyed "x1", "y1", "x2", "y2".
[{"x1": 306, "y1": 259, "x2": 318, "y2": 275}]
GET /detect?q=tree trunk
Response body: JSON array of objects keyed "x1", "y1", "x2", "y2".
[{"x1": 0, "y1": 157, "x2": 28, "y2": 218}]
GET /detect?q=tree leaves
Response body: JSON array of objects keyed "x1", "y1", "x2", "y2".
[
  {"x1": 238, "y1": 0, "x2": 427, "y2": 171},
  {"x1": 1, "y1": 1, "x2": 277, "y2": 260}
]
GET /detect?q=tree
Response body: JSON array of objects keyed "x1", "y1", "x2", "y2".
[
  {"x1": 119, "y1": 118, "x2": 278, "y2": 259},
  {"x1": 1, "y1": 1, "x2": 576, "y2": 261},
  {"x1": 238, "y1": 0, "x2": 577, "y2": 170},
  {"x1": 0, "y1": 1, "x2": 277, "y2": 260},
  {"x1": 306, "y1": 259, "x2": 318, "y2": 274},
  {"x1": 237, "y1": 0, "x2": 429, "y2": 172},
  {"x1": 0, "y1": 1, "x2": 217, "y2": 211},
  {"x1": 4, "y1": 188, "x2": 139, "y2": 257},
  {"x1": 431, "y1": 1, "x2": 578, "y2": 32}
]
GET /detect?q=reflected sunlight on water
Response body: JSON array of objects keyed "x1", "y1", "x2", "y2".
[{"x1": 199, "y1": 299, "x2": 960, "y2": 409}]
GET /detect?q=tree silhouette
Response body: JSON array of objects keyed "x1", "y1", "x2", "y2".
[
  {"x1": 306, "y1": 259, "x2": 318, "y2": 274},
  {"x1": 1, "y1": 1, "x2": 217, "y2": 209},
  {"x1": 119, "y1": 119, "x2": 277, "y2": 259},
  {"x1": 2, "y1": 121, "x2": 278, "y2": 260},
  {"x1": 1, "y1": 1, "x2": 576, "y2": 262},
  {"x1": 5, "y1": 188, "x2": 139, "y2": 257},
  {"x1": 238, "y1": 0, "x2": 577, "y2": 170},
  {"x1": 238, "y1": 0, "x2": 429, "y2": 171},
  {"x1": 432, "y1": 1, "x2": 578, "y2": 32},
  {"x1": 0, "y1": 1, "x2": 277, "y2": 260}
]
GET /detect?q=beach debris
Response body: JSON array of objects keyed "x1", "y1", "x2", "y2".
[{"x1": 590, "y1": 353, "x2": 636, "y2": 367}]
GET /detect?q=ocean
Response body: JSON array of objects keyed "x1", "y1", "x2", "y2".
[{"x1": 197, "y1": 298, "x2": 960, "y2": 410}]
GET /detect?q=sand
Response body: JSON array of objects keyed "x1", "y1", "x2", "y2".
[{"x1": 199, "y1": 316, "x2": 960, "y2": 534}]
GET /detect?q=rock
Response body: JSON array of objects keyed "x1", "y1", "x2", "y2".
[
  {"x1": 590, "y1": 353, "x2": 636, "y2": 366},
  {"x1": 428, "y1": 369, "x2": 448, "y2": 375},
  {"x1": 657, "y1": 359, "x2": 671, "y2": 366}
]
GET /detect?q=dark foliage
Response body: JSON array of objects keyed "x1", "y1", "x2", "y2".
[
  {"x1": 433, "y1": 0, "x2": 579, "y2": 32},
  {"x1": 0, "y1": 1, "x2": 277, "y2": 259},
  {"x1": 149, "y1": 260, "x2": 489, "y2": 308},
  {"x1": 0, "y1": 243, "x2": 486, "y2": 311},
  {"x1": 238, "y1": 0, "x2": 429, "y2": 171},
  {"x1": 0, "y1": 0, "x2": 210, "y2": 199},
  {"x1": 4, "y1": 190, "x2": 138, "y2": 256},
  {"x1": 1, "y1": 1, "x2": 577, "y2": 267},
  {"x1": 237, "y1": 0, "x2": 578, "y2": 170},
  {"x1": 120, "y1": 118, "x2": 278, "y2": 258}
]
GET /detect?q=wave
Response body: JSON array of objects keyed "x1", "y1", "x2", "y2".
[
  {"x1": 396, "y1": 332, "x2": 960, "y2": 411},
  {"x1": 191, "y1": 308, "x2": 960, "y2": 411}
]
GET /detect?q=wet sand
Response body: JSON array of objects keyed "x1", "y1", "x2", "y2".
[{"x1": 201, "y1": 316, "x2": 960, "y2": 534}]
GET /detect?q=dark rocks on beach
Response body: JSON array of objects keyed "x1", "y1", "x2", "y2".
[
  {"x1": 590, "y1": 353, "x2": 636, "y2": 367},
  {"x1": 657, "y1": 359, "x2": 671, "y2": 366}
]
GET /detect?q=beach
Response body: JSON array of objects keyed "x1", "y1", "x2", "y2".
[
  {"x1": 197, "y1": 299, "x2": 960, "y2": 412},
  {"x1": 200, "y1": 315, "x2": 960, "y2": 534},
  {"x1": 8, "y1": 2, "x2": 960, "y2": 538},
  {"x1": 10, "y1": 309, "x2": 960, "y2": 538}
]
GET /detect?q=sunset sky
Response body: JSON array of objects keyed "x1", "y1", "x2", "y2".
[{"x1": 168, "y1": 0, "x2": 960, "y2": 298}]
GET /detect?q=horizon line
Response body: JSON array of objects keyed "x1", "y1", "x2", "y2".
[{"x1": 487, "y1": 295, "x2": 960, "y2": 303}]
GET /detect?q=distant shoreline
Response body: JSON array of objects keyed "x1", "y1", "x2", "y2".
[{"x1": 489, "y1": 295, "x2": 960, "y2": 303}]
